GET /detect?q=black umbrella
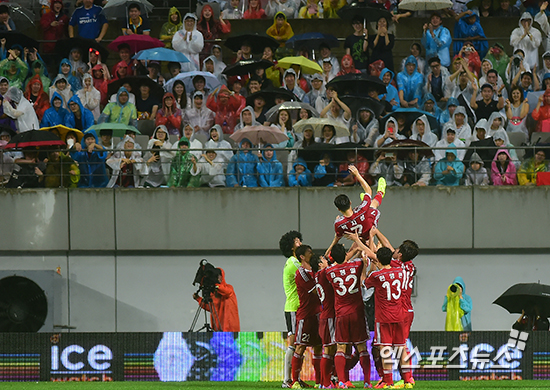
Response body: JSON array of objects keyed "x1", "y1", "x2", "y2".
[
  {"x1": 381, "y1": 139, "x2": 434, "y2": 160},
  {"x1": 0, "y1": 31, "x2": 38, "y2": 50},
  {"x1": 337, "y1": 4, "x2": 393, "y2": 22},
  {"x1": 55, "y1": 37, "x2": 109, "y2": 62},
  {"x1": 298, "y1": 143, "x2": 337, "y2": 171},
  {"x1": 340, "y1": 95, "x2": 385, "y2": 119},
  {"x1": 246, "y1": 88, "x2": 300, "y2": 109},
  {"x1": 5, "y1": 130, "x2": 64, "y2": 149},
  {"x1": 326, "y1": 74, "x2": 387, "y2": 97},
  {"x1": 107, "y1": 76, "x2": 164, "y2": 99},
  {"x1": 332, "y1": 142, "x2": 374, "y2": 163},
  {"x1": 463, "y1": 137, "x2": 498, "y2": 166},
  {"x1": 222, "y1": 59, "x2": 274, "y2": 77},
  {"x1": 286, "y1": 33, "x2": 340, "y2": 51},
  {"x1": 493, "y1": 283, "x2": 550, "y2": 318},
  {"x1": 225, "y1": 33, "x2": 279, "y2": 54},
  {"x1": 0, "y1": 125, "x2": 16, "y2": 139}
]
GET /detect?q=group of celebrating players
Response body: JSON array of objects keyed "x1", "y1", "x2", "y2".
[{"x1": 280, "y1": 167, "x2": 419, "y2": 389}]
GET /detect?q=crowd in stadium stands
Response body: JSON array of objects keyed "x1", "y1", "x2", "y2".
[{"x1": 1, "y1": 0, "x2": 550, "y2": 188}]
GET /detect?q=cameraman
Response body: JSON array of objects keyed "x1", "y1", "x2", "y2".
[
  {"x1": 442, "y1": 276, "x2": 472, "y2": 331},
  {"x1": 193, "y1": 267, "x2": 240, "y2": 332}
]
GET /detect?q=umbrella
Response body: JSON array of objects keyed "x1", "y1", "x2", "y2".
[
  {"x1": 265, "y1": 101, "x2": 319, "y2": 123},
  {"x1": 133, "y1": 47, "x2": 189, "y2": 63},
  {"x1": 297, "y1": 142, "x2": 337, "y2": 169},
  {"x1": 277, "y1": 56, "x2": 323, "y2": 75},
  {"x1": 0, "y1": 31, "x2": 38, "y2": 50},
  {"x1": 108, "y1": 35, "x2": 164, "y2": 54},
  {"x1": 398, "y1": 0, "x2": 453, "y2": 11},
  {"x1": 5, "y1": 130, "x2": 65, "y2": 149},
  {"x1": 40, "y1": 125, "x2": 83, "y2": 143},
  {"x1": 337, "y1": 4, "x2": 393, "y2": 22},
  {"x1": 294, "y1": 118, "x2": 350, "y2": 138},
  {"x1": 332, "y1": 142, "x2": 374, "y2": 163},
  {"x1": 163, "y1": 71, "x2": 221, "y2": 95},
  {"x1": 0, "y1": 125, "x2": 16, "y2": 139},
  {"x1": 327, "y1": 74, "x2": 387, "y2": 96},
  {"x1": 463, "y1": 137, "x2": 498, "y2": 165},
  {"x1": 246, "y1": 88, "x2": 299, "y2": 109},
  {"x1": 196, "y1": 2, "x2": 221, "y2": 19},
  {"x1": 230, "y1": 125, "x2": 289, "y2": 146},
  {"x1": 380, "y1": 108, "x2": 440, "y2": 135},
  {"x1": 222, "y1": 59, "x2": 274, "y2": 77},
  {"x1": 3, "y1": 3, "x2": 35, "y2": 26},
  {"x1": 107, "y1": 76, "x2": 164, "y2": 99},
  {"x1": 340, "y1": 95, "x2": 385, "y2": 119},
  {"x1": 87, "y1": 123, "x2": 140, "y2": 138},
  {"x1": 381, "y1": 139, "x2": 434, "y2": 160},
  {"x1": 494, "y1": 283, "x2": 550, "y2": 318},
  {"x1": 55, "y1": 37, "x2": 109, "y2": 61},
  {"x1": 101, "y1": 0, "x2": 154, "y2": 18},
  {"x1": 286, "y1": 33, "x2": 340, "y2": 51},
  {"x1": 225, "y1": 33, "x2": 279, "y2": 54}
]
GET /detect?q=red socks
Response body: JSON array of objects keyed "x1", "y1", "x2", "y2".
[
  {"x1": 383, "y1": 369, "x2": 393, "y2": 385},
  {"x1": 360, "y1": 350, "x2": 371, "y2": 384},
  {"x1": 321, "y1": 354, "x2": 334, "y2": 387},
  {"x1": 334, "y1": 351, "x2": 347, "y2": 384},
  {"x1": 374, "y1": 192, "x2": 383, "y2": 206},
  {"x1": 291, "y1": 353, "x2": 304, "y2": 383},
  {"x1": 313, "y1": 354, "x2": 322, "y2": 385}
]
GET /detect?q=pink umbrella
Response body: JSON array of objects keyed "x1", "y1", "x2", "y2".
[
  {"x1": 108, "y1": 35, "x2": 164, "y2": 53},
  {"x1": 230, "y1": 125, "x2": 289, "y2": 146}
]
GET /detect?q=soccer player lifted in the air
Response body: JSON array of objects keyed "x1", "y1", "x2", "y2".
[{"x1": 334, "y1": 166, "x2": 386, "y2": 245}]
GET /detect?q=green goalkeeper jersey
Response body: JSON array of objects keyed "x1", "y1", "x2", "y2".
[{"x1": 283, "y1": 256, "x2": 301, "y2": 312}]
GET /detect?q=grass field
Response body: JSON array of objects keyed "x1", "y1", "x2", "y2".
[{"x1": 0, "y1": 381, "x2": 549, "y2": 390}]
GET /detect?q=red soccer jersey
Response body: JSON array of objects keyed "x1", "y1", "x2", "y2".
[
  {"x1": 334, "y1": 196, "x2": 376, "y2": 241},
  {"x1": 365, "y1": 266, "x2": 405, "y2": 323},
  {"x1": 391, "y1": 259, "x2": 416, "y2": 313},
  {"x1": 326, "y1": 259, "x2": 364, "y2": 317},
  {"x1": 295, "y1": 266, "x2": 321, "y2": 320},
  {"x1": 315, "y1": 266, "x2": 335, "y2": 319}
]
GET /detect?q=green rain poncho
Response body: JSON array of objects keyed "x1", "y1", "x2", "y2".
[
  {"x1": 444, "y1": 284, "x2": 465, "y2": 331},
  {"x1": 167, "y1": 137, "x2": 200, "y2": 187}
]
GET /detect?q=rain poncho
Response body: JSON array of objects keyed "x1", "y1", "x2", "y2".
[
  {"x1": 195, "y1": 268, "x2": 240, "y2": 332},
  {"x1": 69, "y1": 48, "x2": 88, "y2": 82},
  {"x1": 257, "y1": 144, "x2": 284, "y2": 187},
  {"x1": 99, "y1": 87, "x2": 138, "y2": 127},
  {"x1": 107, "y1": 135, "x2": 148, "y2": 188},
  {"x1": 234, "y1": 105, "x2": 259, "y2": 132},
  {"x1": 25, "y1": 60, "x2": 51, "y2": 92},
  {"x1": 172, "y1": 14, "x2": 204, "y2": 71},
  {"x1": 58, "y1": 58, "x2": 82, "y2": 92},
  {"x1": 143, "y1": 125, "x2": 175, "y2": 187},
  {"x1": 155, "y1": 92, "x2": 183, "y2": 136},
  {"x1": 49, "y1": 74, "x2": 73, "y2": 109},
  {"x1": 266, "y1": 0, "x2": 298, "y2": 18},
  {"x1": 65, "y1": 95, "x2": 95, "y2": 131},
  {"x1": 282, "y1": 68, "x2": 307, "y2": 102},
  {"x1": 396, "y1": 56, "x2": 424, "y2": 104},
  {"x1": 71, "y1": 130, "x2": 108, "y2": 188},
  {"x1": 197, "y1": 149, "x2": 227, "y2": 187},
  {"x1": 424, "y1": 64, "x2": 453, "y2": 103},
  {"x1": 434, "y1": 123, "x2": 466, "y2": 162},
  {"x1": 421, "y1": 92, "x2": 443, "y2": 123},
  {"x1": 226, "y1": 138, "x2": 259, "y2": 187},
  {"x1": 510, "y1": 12, "x2": 542, "y2": 69},
  {"x1": 454, "y1": 13, "x2": 488, "y2": 58},
  {"x1": 44, "y1": 152, "x2": 80, "y2": 188},
  {"x1": 160, "y1": 7, "x2": 183, "y2": 49},
  {"x1": 434, "y1": 146, "x2": 465, "y2": 186},
  {"x1": 41, "y1": 91, "x2": 70, "y2": 128},
  {"x1": 77, "y1": 73, "x2": 101, "y2": 121},
  {"x1": 378, "y1": 68, "x2": 400, "y2": 111},
  {"x1": 411, "y1": 114, "x2": 438, "y2": 147},
  {"x1": 452, "y1": 106, "x2": 472, "y2": 142},
  {"x1": 421, "y1": 20, "x2": 452, "y2": 67},
  {"x1": 483, "y1": 44, "x2": 509, "y2": 82},
  {"x1": 443, "y1": 284, "x2": 464, "y2": 331},
  {"x1": 288, "y1": 158, "x2": 312, "y2": 187},
  {"x1": 206, "y1": 85, "x2": 241, "y2": 134},
  {"x1": 439, "y1": 97, "x2": 459, "y2": 127},
  {"x1": 24, "y1": 74, "x2": 50, "y2": 121},
  {"x1": 197, "y1": 4, "x2": 231, "y2": 59},
  {"x1": 353, "y1": 107, "x2": 380, "y2": 146},
  {"x1": 466, "y1": 118, "x2": 488, "y2": 146},
  {"x1": 531, "y1": 89, "x2": 550, "y2": 132},
  {"x1": 464, "y1": 152, "x2": 489, "y2": 186},
  {"x1": 491, "y1": 148, "x2": 517, "y2": 185},
  {"x1": 185, "y1": 90, "x2": 215, "y2": 138},
  {"x1": 442, "y1": 276, "x2": 472, "y2": 331},
  {"x1": 266, "y1": 11, "x2": 294, "y2": 43},
  {"x1": 336, "y1": 54, "x2": 361, "y2": 76},
  {"x1": 0, "y1": 57, "x2": 28, "y2": 90},
  {"x1": 4, "y1": 87, "x2": 40, "y2": 132},
  {"x1": 167, "y1": 136, "x2": 201, "y2": 187},
  {"x1": 40, "y1": 0, "x2": 70, "y2": 53},
  {"x1": 486, "y1": 111, "x2": 506, "y2": 138},
  {"x1": 517, "y1": 154, "x2": 548, "y2": 185},
  {"x1": 375, "y1": 117, "x2": 406, "y2": 148},
  {"x1": 204, "y1": 124, "x2": 234, "y2": 163}
]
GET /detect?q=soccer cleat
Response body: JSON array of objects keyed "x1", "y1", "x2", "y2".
[
  {"x1": 392, "y1": 380, "x2": 404, "y2": 389},
  {"x1": 404, "y1": 382, "x2": 414, "y2": 389},
  {"x1": 282, "y1": 379, "x2": 293, "y2": 388},
  {"x1": 364, "y1": 383, "x2": 373, "y2": 389},
  {"x1": 377, "y1": 177, "x2": 386, "y2": 198},
  {"x1": 373, "y1": 382, "x2": 392, "y2": 389},
  {"x1": 292, "y1": 381, "x2": 303, "y2": 389},
  {"x1": 360, "y1": 193, "x2": 366, "y2": 201},
  {"x1": 344, "y1": 381, "x2": 355, "y2": 388},
  {"x1": 298, "y1": 379, "x2": 313, "y2": 388}
]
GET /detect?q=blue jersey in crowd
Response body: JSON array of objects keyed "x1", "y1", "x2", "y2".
[{"x1": 69, "y1": 5, "x2": 107, "y2": 40}]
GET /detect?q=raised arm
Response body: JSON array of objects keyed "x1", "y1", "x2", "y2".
[{"x1": 349, "y1": 164, "x2": 371, "y2": 196}]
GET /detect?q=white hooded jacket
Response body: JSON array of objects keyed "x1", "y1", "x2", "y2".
[
  {"x1": 510, "y1": 12, "x2": 542, "y2": 69},
  {"x1": 172, "y1": 13, "x2": 204, "y2": 71}
]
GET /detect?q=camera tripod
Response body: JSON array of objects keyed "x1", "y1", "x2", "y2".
[{"x1": 188, "y1": 295, "x2": 222, "y2": 332}]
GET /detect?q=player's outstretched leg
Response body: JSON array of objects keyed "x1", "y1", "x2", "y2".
[{"x1": 361, "y1": 177, "x2": 386, "y2": 209}]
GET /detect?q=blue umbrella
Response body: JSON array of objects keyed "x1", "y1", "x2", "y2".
[
  {"x1": 286, "y1": 33, "x2": 340, "y2": 51},
  {"x1": 133, "y1": 48, "x2": 189, "y2": 63},
  {"x1": 164, "y1": 71, "x2": 221, "y2": 94}
]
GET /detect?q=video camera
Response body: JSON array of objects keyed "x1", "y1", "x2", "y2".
[
  {"x1": 192, "y1": 259, "x2": 221, "y2": 302},
  {"x1": 450, "y1": 283, "x2": 461, "y2": 294}
]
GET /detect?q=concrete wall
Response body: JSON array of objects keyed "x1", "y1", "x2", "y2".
[{"x1": 0, "y1": 187, "x2": 548, "y2": 333}]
